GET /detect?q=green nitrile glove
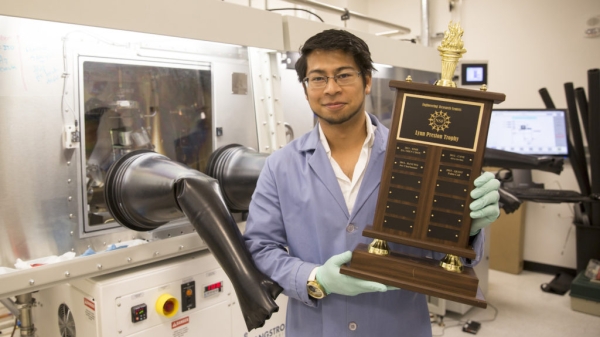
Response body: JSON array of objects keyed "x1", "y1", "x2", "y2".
[
  {"x1": 469, "y1": 172, "x2": 501, "y2": 236},
  {"x1": 316, "y1": 251, "x2": 395, "y2": 296}
]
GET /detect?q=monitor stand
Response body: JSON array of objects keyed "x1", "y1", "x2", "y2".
[{"x1": 503, "y1": 169, "x2": 544, "y2": 189}]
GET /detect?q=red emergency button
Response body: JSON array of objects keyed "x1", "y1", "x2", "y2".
[{"x1": 155, "y1": 294, "x2": 179, "y2": 318}]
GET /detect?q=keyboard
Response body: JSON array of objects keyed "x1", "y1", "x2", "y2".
[{"x1": 503, "y1": 188, "x2": 594, "y2": 203}]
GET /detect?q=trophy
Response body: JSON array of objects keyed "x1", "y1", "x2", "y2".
[{"x1": 340, "y1": 22, "x2": 505, "y2": 308}]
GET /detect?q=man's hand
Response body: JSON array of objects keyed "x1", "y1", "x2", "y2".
[
  {"x1": 316, "y1": 251, "x2": 395, "y2": 296},
  {"x1": 469, "y1": 172, "x2": 501, "y2": 236}
]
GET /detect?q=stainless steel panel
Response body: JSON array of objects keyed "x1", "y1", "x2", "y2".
[
  {"x1": 279, "y1": 67, "x2": 314, "y2": 140},
  {"x1": 0, "y1": 15, "x2": 260, "y2": 297},
  {"x1": 249, "y1": 49, "x2": 287, "y2": 153},
  {"x1": 213, "y1": 61, "x2": 258, "y2": 150},
  {"x1": 0, "y1": 95, "x2": 78, "y2": 264}
]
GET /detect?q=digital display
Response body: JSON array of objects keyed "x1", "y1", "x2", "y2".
[
  {"x1": 466, "y1": 67, "x2": 484, "y2": 82},
  {"x1": 461, "y1": 63, "x2": 487, "y2": 86},
  {"x1": 205, "y1": 282, "x2": 222, "y2": 291},
  {"x1": 131, "y1": 303, "x2": 148, "y2": 323},
  {"x1": 486, "y1": 109, "x2": 568, "y2": 156},
  {"x1": 204, "y1": 281, "x2": 223, "y2": 298}
]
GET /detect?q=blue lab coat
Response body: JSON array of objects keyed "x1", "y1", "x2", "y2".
[{"x1": 244, "y1": 114, "x2": 484, "y2": 337}]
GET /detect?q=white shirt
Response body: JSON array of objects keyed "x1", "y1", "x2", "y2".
[
  {"x1": 318, "y1": 111, "x2": 376, "y2": 215},
  {"x1": 309, "y1": 112, "x2": 376, "y2": 283}
]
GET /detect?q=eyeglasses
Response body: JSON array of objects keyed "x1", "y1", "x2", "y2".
[{"x1": 303, "y1": 71, "x2": 362, "y2": 89}]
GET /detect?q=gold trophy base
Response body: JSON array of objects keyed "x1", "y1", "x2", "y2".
[
  {"x1": 440, "y1": 254, "x2": 464, "y2": 272},
  {"x1": 340, "y1": 243, "x2": 487, "y2": 308}
]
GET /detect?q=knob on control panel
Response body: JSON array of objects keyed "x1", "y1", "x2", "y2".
[{"x1": 181, "y1": 281, "x2": 196, "y2": 312}]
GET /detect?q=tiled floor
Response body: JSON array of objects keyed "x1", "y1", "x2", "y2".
[{"x1": 431, "y1": 269, "x2": 600, "y2": 336}]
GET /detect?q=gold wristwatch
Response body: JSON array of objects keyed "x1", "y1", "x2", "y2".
[{"x1": 307, "y1": 279, "x2": 327, "y2": 299}]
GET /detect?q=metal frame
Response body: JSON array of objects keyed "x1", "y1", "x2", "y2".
[
  {"x1": 74, "y1": 55, "x2": 212, "y2": 235},
  {"x1": 281, "y1": 0, "x2": 411, "y2": 34},
  {"x1": 249, "y1": 48, "x2": 288, "y2": 153},
  {"x1": 0, "y1": 14, "x2": 262, "y2": 299}
]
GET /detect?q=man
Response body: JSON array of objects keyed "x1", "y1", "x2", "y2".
[{"x1": 244, "y1": 29, "x2": 500, "y2": 337}]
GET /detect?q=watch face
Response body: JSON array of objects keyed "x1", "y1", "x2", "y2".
[{"x1": 308, "y1": 282, "x2": 325, "y2": 299}]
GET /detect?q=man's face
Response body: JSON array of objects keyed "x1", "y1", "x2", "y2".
[{"x1": 304, "y1": 49, "x2": 371, "y2": 126}]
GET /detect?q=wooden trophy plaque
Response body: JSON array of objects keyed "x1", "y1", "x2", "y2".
[{"x1": 340, "y1": 23, "x2": 505, "y2": 308}]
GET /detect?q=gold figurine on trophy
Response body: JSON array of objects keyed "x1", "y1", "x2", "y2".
[{"x1": 436, "y1": 21, "x2": 467, "y2": 88}]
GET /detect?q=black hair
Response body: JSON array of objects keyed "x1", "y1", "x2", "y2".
[{"x1": 294, "y1": 29, "x2": 376, "y2": 85}]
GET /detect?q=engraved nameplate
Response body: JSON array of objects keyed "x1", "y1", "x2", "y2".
[
  {"x1": 396, "y1": 94, "x2": 484, "y2": 152},
  {"x1": 383, "y1": 216, "x2": 414, "y2": 234},
  {"x1": 438, "y1": 165, "x2": 471, "y2": 181},
  {"x1": 388, "y1": 187, "x2": 420, "y2": 204},
  {"x1": 391, "y1": 173, "x2": 422, "y2": 189},
  {"x1": 430, "y1": 210, "x2": 463, "y2": 228},
  {"x1": 395, "y1": 142, "x2": 428, "y2": 159},
  {"x1": 385, "y1": 201, "x2": 417, "y2": 218},
  {"x1": 440, "y1": 150, "x2": 474, "y2": 166},
  {"x1": 394, "y1": 159, "x2": 425, "y2": 173},
  {"x1": 432, "y1": 195, "x2": 466, "y2": 212},
  {"x1": 427, "y1": 225, "x2": 460, "y2": 242},
  {"x1": 435, "y1": 181, "x2": 469, "y2": 197}
]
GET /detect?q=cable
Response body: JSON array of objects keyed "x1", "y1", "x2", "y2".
[
  {"x1": 431, "y1": 312, "x2": 468, "y2": 336},
  {"x1": 432, "y1": 321, "x2": 464, "y2": 336},
  {"x1": 9, "y1": 317, "x2": 16, "y2": 337},
  {"x1": 267, "y1": 8, "x2": 324, "y2": 22},
  {"x1": 60, "y1": 36, "x2": 76, "y2": 126},
  {"x1": 477, "y1": 302, "x2": 499, "y2": 323},
  {"x1": 548, "y1": 180, "x2": 578, "y2": 255},
  {"x1": 561, "y1": 225, "x2": 573, "y2": 256}
]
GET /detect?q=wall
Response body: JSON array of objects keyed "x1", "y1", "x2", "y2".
[
  {"x1": 225, "y1": 0, "x2": 600, "y2": 269},
  {"x1": 367, "y1": 0, "x2": 600, "y2": 270},
  {"x1": 450, "y1": 0, "x2": 599, "y2": 270}
]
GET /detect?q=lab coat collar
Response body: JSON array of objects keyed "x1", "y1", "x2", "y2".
[
  {"x1": 299, "y1": 114, "x2": 387, "y2": 220},
  {"x1": 351, "y1": 114, "x2": 387, "y2": 219}
]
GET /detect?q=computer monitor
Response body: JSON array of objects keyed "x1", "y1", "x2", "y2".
[
  {"x1": 486, "y1": 109, "x2": 569, "y2": 156},
  {"x1": 461, "y1": 63, "x2": 487, "y2": 86}
]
